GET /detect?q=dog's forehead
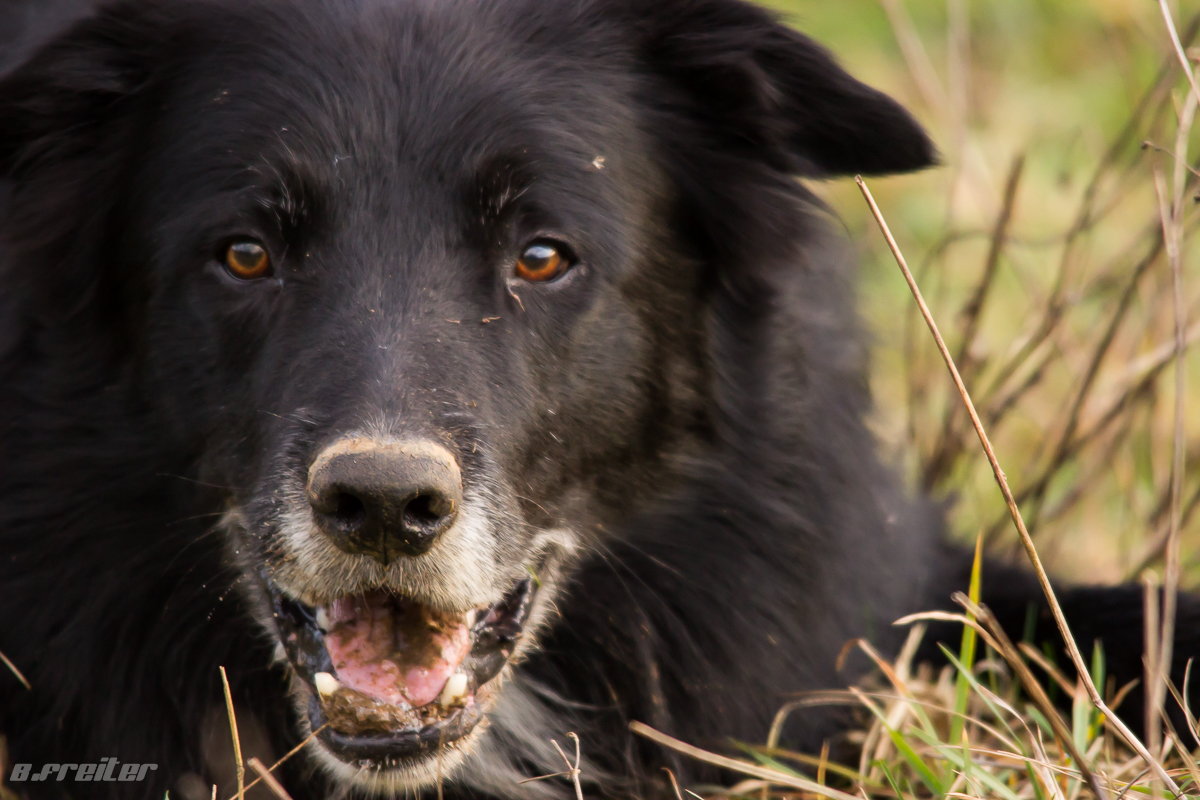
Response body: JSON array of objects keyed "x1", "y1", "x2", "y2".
[{"x1": 151, "y1": 0, "x2": 633, "y2": 191}]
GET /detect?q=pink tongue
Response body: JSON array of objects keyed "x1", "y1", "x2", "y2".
[{"x1": 323, "y1": 592, "x2": 470, "y2": 708}]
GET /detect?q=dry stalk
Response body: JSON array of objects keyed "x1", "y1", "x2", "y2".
[
  {"x1": 247, "y1": 757, "x2": 295, "y2": 800},
  {"x1": 1158, "y1": 0, "x2": 1200, "y2": 110},
  {"x1": 664, "y1": 767, "x2": 685, "y2": 800},
  {"x1": 629, "y1": 721, "x2": 862, "y2": 800},
  {"x1": 518, "y1": 732, "x2": 584, "y2": 800},
  {"x1": 1156, "y1": 64, "x2": 1194, "y2": 777},
  {"x1": 1143, "y1": 571, "x2": 1163, "y2": 764},
  {"x1": 219, "y1": 666, "x2": 245, "y2": 800},
  {"x1": 223, "y1": 724, "x2": 328, "y2": 800},
  {"x1": 877, "y1": 0, "x2": 948, "y2": 117},
  {"x1": 943, "y1": 0, "x2": 970, "y2": 220},
  {"x1": 0, "y1": 650, "x2": 29, "y2": 691},
  {"x1": 856, "y1": 175, "x2": 1179, "y2": 795}
]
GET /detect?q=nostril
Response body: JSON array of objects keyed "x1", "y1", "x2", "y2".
[
  {"x1": 401, "y1": 493, "x2": 446, "y2": 532},
  {"x1": 330, "y1": 492, "x2": 367, "y2": 530}
]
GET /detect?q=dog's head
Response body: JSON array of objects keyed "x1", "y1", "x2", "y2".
[{"x1": 0, "y1": 0, "x2": 932, "y2": 790}]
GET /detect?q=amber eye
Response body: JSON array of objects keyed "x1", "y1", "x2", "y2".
[
  {"x1": 515, "y1": 242, "x2": 569, "y2": 282},
  {"x1": 223, "y1": 241, "x2": 271, "y2": 280}
]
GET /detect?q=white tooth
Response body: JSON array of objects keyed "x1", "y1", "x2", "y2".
[
  {"x1": 315, "y1": 608, "x2": 330, "y2": 631},
  {"x1": 465, "y1": 609, "x2": 476, "y2": 628},
  {"x1": 440, "y1": 672, "x2": 469, "y2": 708},
  {"x1": 314, "y1": 672, "x2": 340, "y2": 697}
]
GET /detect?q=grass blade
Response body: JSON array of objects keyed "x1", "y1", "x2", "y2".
[{"x1": 951, "y1": 535, "x2": 984, "y2": 747}]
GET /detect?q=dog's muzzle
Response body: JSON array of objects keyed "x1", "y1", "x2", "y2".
[{"x1": 262, "y1": 436, "x2": 538, "y2": 763}]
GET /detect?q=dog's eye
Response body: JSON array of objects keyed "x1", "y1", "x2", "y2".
[
  {"x1": 223, "y1": 241, "x2": 272, "y2": 280},
  {"x1": 515, "y1": 242, "x2": 568, "y2": 283}
]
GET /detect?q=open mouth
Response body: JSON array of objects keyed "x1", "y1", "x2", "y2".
[{"x1": 265, "y1": 575, "x2": 535, "y2": 764}]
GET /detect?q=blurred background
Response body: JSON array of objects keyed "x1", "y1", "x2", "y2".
[{"x1": 764, "y1": 0, "x2": 1200, "y2": 586}]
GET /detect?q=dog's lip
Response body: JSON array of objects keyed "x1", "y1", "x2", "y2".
[
  {"x1": 263, "y1": 572, "x2": 535, "y2": 762},
  {"x1": 305, "y1": 693, "x2": 486, "y2": 763}
]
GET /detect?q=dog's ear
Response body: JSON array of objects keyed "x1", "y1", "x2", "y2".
[
  {"x1": 0, "y1": 2, "x2": 164, "y2": 180},
  {"x1": 0, "y1": 3, "x2": 174, "y2": 350},
  {"x1": 630, "y1": 0, "x2": 936, "y2": 177}
]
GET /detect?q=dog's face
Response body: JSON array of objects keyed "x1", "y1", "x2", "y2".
[{"x1": 0, "y1": 0, "x2": 932, "y2": 791}]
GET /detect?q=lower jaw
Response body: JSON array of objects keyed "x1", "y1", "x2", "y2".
[{"x1": 308, "y1": 693, "x2": 485, "y2": 764}]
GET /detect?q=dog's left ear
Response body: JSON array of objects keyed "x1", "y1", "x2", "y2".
[
  {"x1": 628, "y1": 0, "x2": 936, "y2": 177},
  {"x1": 0, "y1": 2, "x2": 167, "y2": 180}
]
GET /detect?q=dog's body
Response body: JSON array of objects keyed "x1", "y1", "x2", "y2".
[{"x1": 0, "y1": 1, "x2": 1196, "y2": 799}]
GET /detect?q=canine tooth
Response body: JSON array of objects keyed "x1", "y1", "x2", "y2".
[
  {"x1": 315, "y1": 607, "x2": 330, "y2": 631},
  {"x1": 314, "y1": 672, "x2": 340, "y2": 697},
  {"x1": 440, "y1": 672, "x2": 468, "y2": 708},
  {"x1": 465, "y1": 609, "x2": 476, "y2": 628}
]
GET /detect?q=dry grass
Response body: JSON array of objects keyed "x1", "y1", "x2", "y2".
[
  {"x1": 625, "y1": 1, "x2": 1200, "y2": 799},
  {"x1": 757, "y1": 0, "x2": 1200, "y2": 586}
]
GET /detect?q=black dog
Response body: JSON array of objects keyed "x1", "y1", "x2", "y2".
[{"x1": 0, "y1": 1, "x2": 1196, "y2": 798}]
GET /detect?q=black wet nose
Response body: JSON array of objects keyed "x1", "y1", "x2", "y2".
[{"x1": 307, "y1": 437, "x2": 463, "y2": 562}]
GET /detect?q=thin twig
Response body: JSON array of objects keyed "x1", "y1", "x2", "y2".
[
  {"x1": 0, "y1": 650, "x2": 30, "y2": 691},
  {"x1": 517, "y1": 772, "x2": 573, "y2": 785},
  {"x1": 223, "y1": 724, "x2": 328, "y2": 800},
  {"x1": 924, "y1": 154, "x2": 1026, "y2": 489},
  {"x1": 1152, "y1": 168, "x2": 1180, "y2": 768},
  {"x1": 984, "y1": 345, "x2": 1053, "y2": 427},
  {"x1": 877, "y1": 0, "x2": 949, "y2": 116},
  {"x1": 664, "y1": 768, "x2": 685, "y2": 800},
  {"x1": 1144, "y1": 571, "x2": 1163, "y2": 763},
  {"x1": 520, "y1": 734, "x2": 585, "y2": 799},
  {"x1": 247, "y1": 758, "x2": 295, "y2": 800},
  {"x1": 1128, "y1": 483, "x2": 1200, "y2": 577},
  {"x1": 568, "y1": 734, "x2": 584, "y2": 800},
  {"x1": 959, "y1": 154, "x2": 1026, "y2": 370},
  {"x1": 219, "y1": 666, "x2": 245, "y2": 800},
  {"x1": 1158, "y1": 0, "x2": 1200, "y2": 110},
  {"x1": 1164, "y1": 661, "x2": 1200, "y2": 750},
  {"x1": 551, "y1": 734, "x2": 584, "y2": 800},
  {"x1": 1157, "y1": 67, "x2": 1194, "y2": 780},
  {"x1": 857, "y1": 175, "x2": 1178, "y2": 795},
  {"x1": 1141, "y1": 141, "x2": 1200, "y2": 181}
]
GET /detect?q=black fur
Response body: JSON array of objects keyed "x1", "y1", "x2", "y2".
[{"x1": 0, "y1": 1, "x2": 1192, "y2": 799}]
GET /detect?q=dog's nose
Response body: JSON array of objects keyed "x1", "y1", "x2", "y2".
[{"x1": 306, "y1": 437, "x2": 463, "y2": 563}]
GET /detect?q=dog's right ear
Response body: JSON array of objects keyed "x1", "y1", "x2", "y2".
[
  {"x1": 0, "y1": 2, "x2": 165, "y2": 180},
  {"x1": 623, "y1": 0, "x2": 936, "y2": 177}
]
